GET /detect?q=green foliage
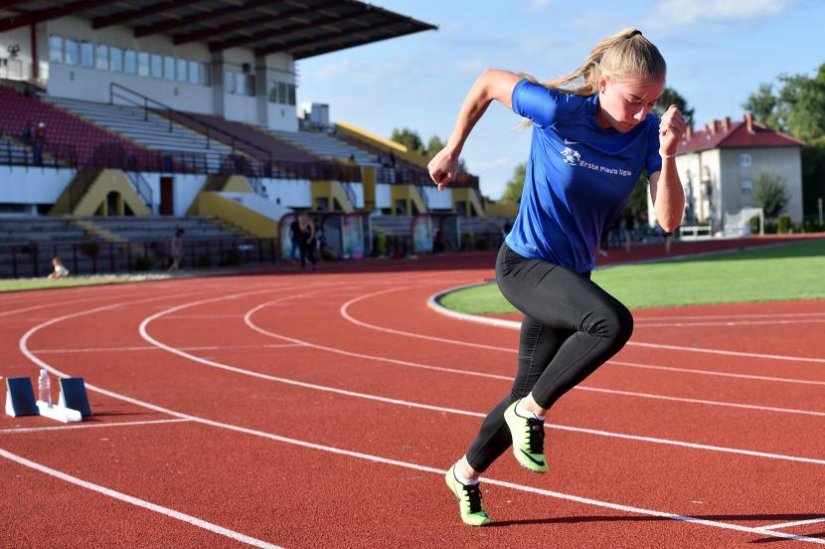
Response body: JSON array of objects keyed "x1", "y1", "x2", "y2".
[
  {"x1": 754, "y1": 169, "x2": 790, "y2": 218},
  {"x1": 743, "y1": 63, "x2": 825, "y2": 140},
  {"x1": 500, "y1": 162, "x2": 526, "y2": 204},
  {"x1": 777, "y1": 215, "x2": 792, "y2": 233},
  {"x1": 654, "y1": 87, "x2": 695, "y2": 129},
  {"x1": 390, "y1": 128, "x2": 424, "y2": 154},
  {"x1": 802, "y1": 136, "x2": 825, "y2": 218}
]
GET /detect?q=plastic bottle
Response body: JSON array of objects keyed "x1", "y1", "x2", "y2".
[{"x1": 38, "y1": 369, "x2": 51, "y2": 406}]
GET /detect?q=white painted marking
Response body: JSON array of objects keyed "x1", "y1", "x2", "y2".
[
  {"x1": 17, "y1": 285, "x2": 825, "y2": 545},
  {"x1": 760, "y1": 517, "x2": 825, "y2": 530},
  {"x1": 427, "y1": 288, "x2": 825, "y2": 364},
  {"x1": 138, "y1": 292, "x2": 825, "y2": 461},
  {"x1": 30, "y1": 343, "x2": 304, "y2": 354},
  {"x1": 0, "y1": 447, "x2": 282, "y2": 548},
  {"x1": 0, "y1": 418, "x2": 190, "y2": 434}
]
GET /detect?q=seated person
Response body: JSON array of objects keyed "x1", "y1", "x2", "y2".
[{"x1": 48, "y1": 257, "x2": 70, "y2": 279}]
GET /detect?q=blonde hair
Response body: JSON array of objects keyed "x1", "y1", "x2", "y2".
[{"x1": 543, "y1": 28, "x2": 666, "y2": 95}]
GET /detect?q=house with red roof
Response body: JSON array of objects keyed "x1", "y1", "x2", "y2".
[{"x1": 671, "y1": 113, "x2": 804, "y2": 232}]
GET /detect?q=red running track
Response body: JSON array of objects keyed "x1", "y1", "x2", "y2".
[{"x1": 1, "y1": 243, "x2": 825, "y2": 548}]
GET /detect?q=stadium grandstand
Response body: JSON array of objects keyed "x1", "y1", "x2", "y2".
[{"x1": 0, "y1": 0, "x2": 507, "y2": 278}]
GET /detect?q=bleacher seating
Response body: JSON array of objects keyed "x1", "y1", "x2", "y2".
[
  {"x1": 88, "y1": 215, "x2": 243, "y2": 242},
  {"x1": 45, "y1": 96, "x2": 232, "y2": 173},
  {"x1": 269, "y1": 128, "x2": 378, "y2": 165},
  {"x1": 169, "y1": 112, "x2": 320, "y2": 163},
  {"x1": 0, "y1": 216, "x2": 87, "y2": 245},
  {"x1": 0, "y1": 86, "x2": 151, "y2": 168}
]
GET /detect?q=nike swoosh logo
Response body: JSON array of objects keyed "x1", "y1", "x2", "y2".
[
  {"x1": 563, "y1": 138, "x2": 579, "y2": 145},
  {"x1": 519, "y1": 449, "x2": 545, "y2": 465}
]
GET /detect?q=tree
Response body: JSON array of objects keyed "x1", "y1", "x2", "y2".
[
  {"x1": 654, "y1": 87, "x2": 695, "y2": 129},
  {"x1": 500, "y1": 162, "x2": 526, "y2": 204},
  {"x1": 425, "y1": 135, "x2": 445, "y2": 159},
  {"x1": 743, "y1": 63, "x2": 825, "y2": 140},
  {"x1": 754, "y1": 169, "x2": 790, "y2": 218},
  {"x1": 390, "y1": 128, "x2": 424, "y2": 155},
  {"x1": 742, "y1": 83, "x2": 780, "y2": 129}
]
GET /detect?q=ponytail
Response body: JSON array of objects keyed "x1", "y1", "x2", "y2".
[{"x1": 543, "y1": 28, "x2": 666, "y2": 96}]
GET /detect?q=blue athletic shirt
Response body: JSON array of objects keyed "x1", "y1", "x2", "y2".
[{"x1": 505, "y1": 79, "x2": 663, "y2": 273}]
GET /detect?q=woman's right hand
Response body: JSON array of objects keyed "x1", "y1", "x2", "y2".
[{"x1": 428, "y1": 148, "x2": 460, "y2": 191}]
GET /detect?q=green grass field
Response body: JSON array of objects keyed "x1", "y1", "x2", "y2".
[
  {"x1": 439, "y1": 240, "x2": 825, "y2": 313},
  {"x1": 0, "y1": 274, "x2": 171, "y2": 293}
]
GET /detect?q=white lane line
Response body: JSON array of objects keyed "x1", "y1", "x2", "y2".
[
  {"x1": 426, "y1": 289, "x2": 825, "y2": 364},
  {"x1": 140, "y1": 296, "x2": 825, "y2": 465},
  {"x1": 577, "y1": 385, "x2": 825, "y2": 418},
  {"x1": 30, "y1": 343, "x2": 305, "y2": 354},
  {"x1": 21, "y1": 286, "x2": 825, "y2": 545},
  {"x1": 760, "y1": 517, "x2": 825, "y2": 530},
  {"x1": 0, "y1": 418, "x2": 190, "y2": 434},
  {"x1": 0, "y1": 447, "x2": 282, "y2": 549},
  {"x1": 20, "y1": 317, "x2": 825, "y2": 546},
  {"x1": 344, "y1": 288, "x2": 825, "y2": 387},
  {"x1": 611, "y1": 360, "x2": 825, "y2": 387},
  {"x1": 635, "y1": 319, "x2": 825, "y2": 328},
  {"x1": 637, "y1": 312, "x2": 825, "y2": 322}
]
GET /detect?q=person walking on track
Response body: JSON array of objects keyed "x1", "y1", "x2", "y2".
[{"x1": 428, "y1": 28, "x2": 686, "y2": 526}]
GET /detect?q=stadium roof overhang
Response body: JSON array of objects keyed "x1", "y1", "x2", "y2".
[{"x1": 0, "y1": 0, "x2": 437, "y2": 60}]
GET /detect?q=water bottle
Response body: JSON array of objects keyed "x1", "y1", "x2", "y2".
[{"x1": 38, "y1": 369, "x2": 51, "y2": 406}]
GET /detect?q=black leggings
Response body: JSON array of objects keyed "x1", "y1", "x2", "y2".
[{"x1": 465, "y1": 243, "x2": 634, "y2": 473}]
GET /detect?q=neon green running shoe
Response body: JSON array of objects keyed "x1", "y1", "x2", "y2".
[
  {"x1": 444, "y1": 465, "x2": 491, "y2": 526},
  {"x1": 504, "y1": 400, "x2": 548, "y2": 473}
]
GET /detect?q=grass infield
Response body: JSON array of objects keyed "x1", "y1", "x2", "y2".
[{"x1": 439, "y1": 239, "x2": 825, "y2": 312}]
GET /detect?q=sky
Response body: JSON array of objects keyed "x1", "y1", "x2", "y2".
[{"x1": 298, "y1": 0, "x2": 825, "y2": 200}]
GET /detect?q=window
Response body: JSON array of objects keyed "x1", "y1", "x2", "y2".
[
  {"x1": 224, "y1": 70, "x2": 236, "y2": 94},
  {"x1": 65, "y1": 38, "x2": 78, "y2": 65},
  {"x1": 150, "y1": 54, "x2": 162, "y2": 78},
  {"x1": 111, "y1": 46, "x2": 123, "y2": 73},
  {"x1": 188, "y1": 60, "x2": 200, "y2": 85},
  {"x1": 200, "y1": 62, "x2": 210, "y2": 86},
  {"x1": 739, "y1": 153, "x2": 752, "y2": 167},
  {"x1": 49, "y1": 35, "x2": 63, "y2": 64},
  {"x1": 124, "y1": 49, "x2": 136, "y2": 74},
  {"x1": 278, "y1": 82, "x2": 287, "y2": 104},
  {"x1": 267, "y1": 80, "x2": 278, "y2": 103},
  {"x1": 137, "y1": 51, "x2": 149, "y2": 76},
  {"x1": 288, "y1": 83, "x2": 296, "y2": 106},
  {"x1": 95, "y1": 44, "x2": 109, "y2": 71},
  {"x1": 177, "y1": 58, "x2": 188, "y2": 83},
  {"x1": 164, "y1": 55, "x2": 175, "y2": 81},
  {"x1": 242, "y1": 74, "x2": 256, "y2": 96},
  {"x1": 741, "y1": 179, "x2": 753, "y2": 193},
  {"x1": 80, "y1": 41, "x2": 94, "y2": 68}
]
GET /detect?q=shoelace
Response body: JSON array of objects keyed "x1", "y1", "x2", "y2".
[
  {"x1": 526, "y1": 417, "x2": 545, "y2": 454},
  {"x1": 462, "y1": 484, "x2": 484, "y2": 514}
]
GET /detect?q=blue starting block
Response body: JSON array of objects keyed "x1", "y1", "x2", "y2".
[
  {"x1": 5, "y1": 377, "x2": 39, "y2": 417},
  {"x1": 58, "y1": 377, "x2": 92, "y2": 417}
]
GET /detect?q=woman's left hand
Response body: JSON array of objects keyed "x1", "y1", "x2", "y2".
[{"x1": 659, "y1": 104, "x2": 686, "y2": 158}]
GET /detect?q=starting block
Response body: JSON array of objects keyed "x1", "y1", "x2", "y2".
[
  {"x1": 59, "y1": 377, "x2": 93, "y2": 417},
  {"x1": 5, "y1": 377, "x2": 39, "y2": 417},
  {"x1": 5, "y1": 375, "x2": 90, "y2": 423},
  {"x1": 36, "y1": 401, "x2": 82, "y2": 423}
]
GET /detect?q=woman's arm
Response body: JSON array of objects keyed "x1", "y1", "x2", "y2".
[
  {"x1": 428, "y1": 69, "x2": 522, "y2": 189},
  {"x1": 649, "y1": 105, "x2": 686, "y2": 232}
]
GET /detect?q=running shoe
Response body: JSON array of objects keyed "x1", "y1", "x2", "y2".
[
  {"x1": 504, "y1": 400, "x2": 548, "y2": 473},
  {"x1": 444, "y1": 464, "x2": 490, "y2": 526}
]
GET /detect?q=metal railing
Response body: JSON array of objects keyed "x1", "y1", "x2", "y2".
[{"x1": 0, "y1": 236, "x2": 279, "y2": 279}]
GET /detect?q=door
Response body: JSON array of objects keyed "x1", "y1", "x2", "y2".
[{"x1": 160, "y1": 177, "x2": 174, "y2": 216}]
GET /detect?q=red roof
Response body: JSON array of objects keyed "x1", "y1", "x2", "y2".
[{"x1": 676, "y1": 114, "x2": 805, "y2": 155}]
